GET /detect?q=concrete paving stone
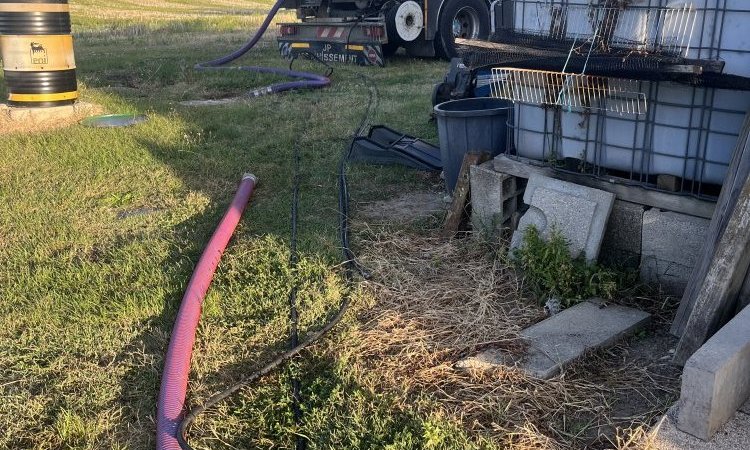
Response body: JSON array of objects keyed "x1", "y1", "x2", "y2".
[
  {"x1": 510, "y1": 174, "x2": 615, "y2": 262},
  {"x1": 0, "y1": 101, "x2": 102, "y2": 134},
  {"x1": 676, "y1": 305, "x2": 750, "y2": 440},
  {"x1": 458, "y1": 300, "x2": 651, "y2": 379},
  {"x1": 519, "y1": 299, "x2": 651, "y2": 378},
  {"x1": 640, "y1": 209, "x2": 709, "y2": 294}
]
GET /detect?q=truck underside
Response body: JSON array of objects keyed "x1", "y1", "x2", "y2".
[{"x1": 277, "y1": 0, "x2": 490, "y2": 66}]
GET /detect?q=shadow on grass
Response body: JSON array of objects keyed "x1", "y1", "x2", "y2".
[{"x1": 0, "y1": 18, "x2": 447, "y2": 447}]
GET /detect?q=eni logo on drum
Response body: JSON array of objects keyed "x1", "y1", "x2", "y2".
[{"x1": 30, "y1": 42, "x2": 48, "y2": 65}]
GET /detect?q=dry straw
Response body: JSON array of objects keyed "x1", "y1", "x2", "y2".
[{"x1": 342, "y1": 226, "x2": 679, "y2": 449}]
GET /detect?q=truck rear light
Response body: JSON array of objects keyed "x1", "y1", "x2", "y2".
[
  {"x1": 364, "y1": 26, "x2": 385, "y2": 39},
  {"x1": 280, "y1": 25, "x2": 298, "y2": 36}
]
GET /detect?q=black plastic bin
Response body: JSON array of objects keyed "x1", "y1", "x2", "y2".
[{"x1": 434, "y1": 98, "x2": 512, "y2": 193}]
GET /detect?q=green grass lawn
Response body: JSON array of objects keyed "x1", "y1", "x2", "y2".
[
  {"x1": 0, "y1": 2, "x2": 681, "y2": 449},
  {"x1": 0, "y1": 1, "x2": 457, "y2": 448}
]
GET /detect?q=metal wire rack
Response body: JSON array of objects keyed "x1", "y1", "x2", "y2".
[
  {"x1": 462, "y1": 1, "x2": 750, "y2": 197},
  {"x1": 504, "y1": 1, "x2": 697, "y2": 56},
  {"x1": 490, "y1": 67, "x2": 647, "y2": 114},
  {"x1": 458, "y1": 1, "x2": 750, "y2": 90}
]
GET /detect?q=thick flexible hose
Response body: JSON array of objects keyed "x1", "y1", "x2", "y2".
[
  {"x1": 193, "y1": 0, "x2": 330, "y2": 97},
  {"x1": 175, "y1": 68, "x2": 378, "y2": 450},
  {"x1": 156, "y1": 174, "x2": 258, "y2": 450}
]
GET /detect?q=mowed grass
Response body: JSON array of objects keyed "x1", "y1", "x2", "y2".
[{"x1": 0, "y1": 1, "x2": 462, "y2": 449}]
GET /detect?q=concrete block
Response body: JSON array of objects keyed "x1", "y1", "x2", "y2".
[
  {"x1": 458, "y1": 300, "x2": 651, "y2": 379},
  {"x1": 640, "y1": 209, "x2": 709, "y2": 294},
  {"x1": 676, "y1": 305, "x2": 750, "y2": 441},
  {"x1": 511, "y1": 174, "x2": 615, "y2": 262},
  {"x1": 600, "y1": 200, "x2": 645, "y2": 268},
  {"x1": 470, "y1": 161, "x2": 518, "y2": 235},
  {"x1": 652, "y1": 406, "x2": 750, "y2": 450}
]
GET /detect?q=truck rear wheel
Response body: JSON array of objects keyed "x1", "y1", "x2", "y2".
[
  {"x1": 437, "y1": 0, "x2": 489, "y2": 59},
  {"x1": 382, "y1": 42, "x2": 400, "y2": 57}
]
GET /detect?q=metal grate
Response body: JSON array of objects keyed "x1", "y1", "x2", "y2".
[
  {"x1": 473, "y1": 1, "x2": 750, "y2": 197},
  {"x1": 508, "y1": 1, "x2": 697, "y2": 57},
  {"x1": 490, "y1": 67, "x2": 647, "y2": 114}
]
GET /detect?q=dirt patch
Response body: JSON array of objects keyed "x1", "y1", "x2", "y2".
[
  {"x1": 345, "y1": 228, "x2": 681, "y2": 449},
  {"x1": 0, "y1": 102, "x2": 103, "y2": 135},
  {"x1": 607, "y1": 331, "x2": 681, "y2": 421},
  {"x1": 356, "y1": 190, "x2": 447, "y2": 224}
]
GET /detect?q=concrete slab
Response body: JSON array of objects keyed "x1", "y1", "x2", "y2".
[
  {"x1": 640, "y1": 209, "x2": 709, "y2": 295},
  {"x1": 458, "y1": 300, "x2": 651, "y2": 379},
  {"x1": 469, "y1": 161, "x2": 518, "y2": 236},
  {"x1": 599, "y1": 200, "x2": 645, "y2": 268},
  {"x1": 519, "y1": 300, "x2": 651, "y2": 378},
  {"x1": 510, "y1": 174, "x2": 615, "y2": 262},
  {"x1": 651, "y1": 407, "x2": 750, "y2": 450},
  {"x1": 676, "y1": 305, "x2": 750, "y2": 440}
]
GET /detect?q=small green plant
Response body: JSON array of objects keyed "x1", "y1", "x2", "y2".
[{"x1": 513, "y1": 225, "x2": 626, "y2": 307}]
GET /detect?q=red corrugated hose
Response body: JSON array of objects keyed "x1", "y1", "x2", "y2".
[{"x1": 156, "y1": 173, "x2": 258, "y2": 450}]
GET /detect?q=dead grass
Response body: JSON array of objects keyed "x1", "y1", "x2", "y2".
[
  {"x1": 0, "y1": 102, "x2": 104, "y2": 135},
  {"x1": 339, "y1": 226, "x2": 679, "y2": 449}
]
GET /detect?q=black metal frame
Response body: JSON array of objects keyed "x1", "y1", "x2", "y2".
[{"x1": 472, "y1": 0, "x2": 750, "y2": 199}]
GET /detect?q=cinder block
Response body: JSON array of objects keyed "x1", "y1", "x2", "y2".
[
  {"x1": 600, "y1": 200, "x2": 645, "y2": 268},
  {"x1": 510, "y1": 174, "x2": 615, "y2": 262},
  {"x1": 470, "y1": 161, "x2": 518, "y2": 236},
  {"x1": 676, "y1": 305, "x2": 750, "y2": 441},
  {"x1": 640, "y1": 209, "x2": 709, "y2": 294}
]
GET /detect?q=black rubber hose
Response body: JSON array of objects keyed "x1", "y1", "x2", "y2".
[
  {"x1": 197, "y1": 0, "x2": 284, "y2": 67},
  {"x1": 288, "y1": 99, "x2": 304, "y2": 450},
  {"x1": 176, "y1": 67, "x2": 378, "y2": 450},
  {"x1": 192, "y1": 0, "x2": 330, "y2": 98}
]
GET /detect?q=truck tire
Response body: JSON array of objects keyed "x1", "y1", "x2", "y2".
[
  {"x1": 382, "y1": 42, "x2": 400, "y2": 57},
  {"x1": 437, "y1": 0, "x2": 490, "y2": 59}
]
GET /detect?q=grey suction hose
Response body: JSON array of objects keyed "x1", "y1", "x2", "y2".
[{"x1": 193, "y1": 0, "x2": 330, "y2": 96}]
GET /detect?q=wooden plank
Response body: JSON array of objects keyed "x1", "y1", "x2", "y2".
[
  {"x1": 673, "y1": 172, "x2": 750, "y2": 365},
  {"x1": 671, "y1": 113, "x2": 750, "y2": 336},
  {"x1": 443, "y1": 152, "x2": 490, "y2": 233},
  {"x1": 493, "y1": 155, "x2": 716, "y2": 219}
]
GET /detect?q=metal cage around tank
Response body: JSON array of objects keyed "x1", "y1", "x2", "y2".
[{"x1": 462, "y1": 0, "x2": 750, "y2": 199}]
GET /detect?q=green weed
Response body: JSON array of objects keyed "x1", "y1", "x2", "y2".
[{"x1": 513, "y1": 225, "x2": 632, "y2": 307}]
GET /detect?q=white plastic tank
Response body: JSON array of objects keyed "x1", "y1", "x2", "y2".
[{"x1": 508, "y1": 0, "x2": 750, "y2": 185}]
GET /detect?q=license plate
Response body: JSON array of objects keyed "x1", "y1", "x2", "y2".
[{"x1": 278, "y1": 41, "x2": 385, "y2": 67}]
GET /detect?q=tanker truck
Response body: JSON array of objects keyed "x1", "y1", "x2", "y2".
[{"x1": 277, "y1": 0, "x2": 490, "y2": 65}]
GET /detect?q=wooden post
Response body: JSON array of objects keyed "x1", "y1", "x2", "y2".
[
  {"x1": 673, "y1": 172, "x2": 750, "y2": 365},
  {"x1": 671, "y1": 113, "x2": 750, "y2": 336},
  {"x1": 443, "y1": 152, "x2": 490, "y2": 233}
]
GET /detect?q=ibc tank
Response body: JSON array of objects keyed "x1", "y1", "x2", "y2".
[{"x1": 506, "y1": 0, "x2": 750, "y2": 186}]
